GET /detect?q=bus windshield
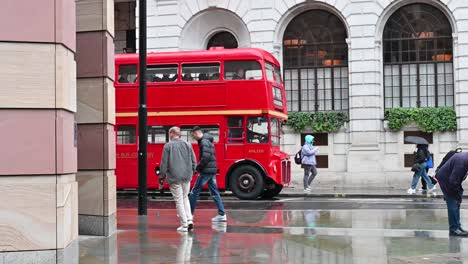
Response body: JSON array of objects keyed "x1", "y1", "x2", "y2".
[{"x1": 246, "y1": 116, "x2": 269, "y2": 143}]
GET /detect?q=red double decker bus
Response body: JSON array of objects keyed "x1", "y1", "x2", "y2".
[{"x1": 115, "y1": 47, "x2": 291, "y2": 199}]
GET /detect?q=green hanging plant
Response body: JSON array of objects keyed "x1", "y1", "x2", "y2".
[
  {"x1": 384, "y1": 107, "x2": 457, "y2": 132},
  {"x1": 286, "y1": 112, "x2": 348, "y2": 133}
]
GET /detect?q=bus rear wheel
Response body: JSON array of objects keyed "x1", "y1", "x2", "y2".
[
  {"x1": 230, "y1": 165, "x2": 264, "y2": 200},
  {"x1": 261, "y1": 184, "x2": 283, "y2": 199}
]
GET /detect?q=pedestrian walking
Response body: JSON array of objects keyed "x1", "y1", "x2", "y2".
[
  {"x1": 407, "y1": 144, "x2": 435, "y2": 194},
  {"x1": 302, "y1": 135, "x2": 319, "y2": 193},
  {"x1": 435, "y1": 152, "x2": 468, "y2": 237},
  {"x1": 189, "y1": 126, "x2": 227, "y2": 223},
  {"x1": 159, "y1": 126, "x2": 197, "y2": 232},
  {"x1": 419, "y1": 147, "x2": 437, "y2": 191}
]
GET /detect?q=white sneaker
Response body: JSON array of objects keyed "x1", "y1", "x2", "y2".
[
  {"x1": 407, "y1": 188, "x2": 416, "y2": 194},
  {"x1": 428, "y1": 187, "x2": 437, "y2": 193},
  {"x1": 212, "y1": 223, "x2": 227, "y2": 232},
  {"x1": 177, "y1": 225, "x2": 188, "y2": 232},
  {"x1": 212, "y1": 214, "x2": 227, "y2": 222},
  {"x1": 303, "y1": 187, "x2": 312, "y2": 193}
]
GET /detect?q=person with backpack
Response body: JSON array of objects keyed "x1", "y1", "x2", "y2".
[
  {"x1": 435, "y1": 152, "x2": 468, "y2": 237},
  {"x1": 407, "y1": 144, "x2": 435, "y2": 194},
  {"x1": 420, "y1": 150, "x2": 437, "y2": 191},
  {"x1": 301, "y1": 135, "x2": 319, "y2": 193}
]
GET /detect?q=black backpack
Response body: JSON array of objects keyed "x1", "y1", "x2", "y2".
[
  {"x1": 435, "y1": 148, "x2": 462, "y2": 174},
  {"x1": 294, "y1": 149, "x2": 302, "y2": 165}
]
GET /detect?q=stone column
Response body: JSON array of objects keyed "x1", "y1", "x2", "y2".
[
  {"x1": 455, "y1": 31, "x2": 468, "y2": 149},
  {"x1": 76, "y1": 0, "x2": 117, "y2": 236},
  {"x1": 0, "y1": 0, "x2": 78, "y2": 261},
  {"x1": 344, "y1": 3, "x2": 385, "y2": 186}
]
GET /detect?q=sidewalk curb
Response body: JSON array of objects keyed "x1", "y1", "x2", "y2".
[{"x1": 276, "y1": 193, "x2": 445, "y2": 199}]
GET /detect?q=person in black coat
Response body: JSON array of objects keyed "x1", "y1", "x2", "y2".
[
  {"x1": 189, "y1": 126, "x2": 226, "y2": 224},
  {"x1": 407, "y1": 144, "x2": 434, "y2": 194},
  {"x1": 435, "y1": 152, "x2": 468, "y2": 237}
]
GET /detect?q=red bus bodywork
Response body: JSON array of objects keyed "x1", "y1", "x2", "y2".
[{"x1": 115, "y1": 48, "x2": 291, "y2": 199}]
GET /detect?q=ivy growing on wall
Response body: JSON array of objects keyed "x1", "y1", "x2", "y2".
[
  {"x1": 384, "y1": 107, "x2": 457, "y2": 132},
  {"x1": 286, "y1": 112, "x2": 348, "y2": 133}
]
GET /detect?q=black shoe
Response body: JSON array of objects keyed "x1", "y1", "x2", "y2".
[
  {"x1": 188, "y1": 223, "x2": 194, "y2": 231},
  {"x1": 449, "y1": 229, "x2": 468, "y2": 237}
]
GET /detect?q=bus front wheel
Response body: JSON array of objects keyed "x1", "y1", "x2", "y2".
[{"x1": 230, "y1": 165, "x2": 264, "y2": 200}]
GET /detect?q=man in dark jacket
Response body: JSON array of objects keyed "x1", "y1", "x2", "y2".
[
  {"x1": 189, "y1": 126, "x2": 226, "y2": 223},
  {"x1": 435, "y1": 152, "x2": 468, "y2": 237}
]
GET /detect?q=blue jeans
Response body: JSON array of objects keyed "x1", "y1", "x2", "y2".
[
  {"x1": 444, "y1": 194, "x2": 461, "y2": 232},
  {"x1": 410, "y1": 162, "x2": 433, "y2": 190},
  {"x1": 189, "y1": 173, "x2": 225, "y2": 216}
]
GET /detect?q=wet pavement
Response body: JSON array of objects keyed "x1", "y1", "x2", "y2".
[{"x1": 80, "y1": 198, "x2": 468, "y2": 263}]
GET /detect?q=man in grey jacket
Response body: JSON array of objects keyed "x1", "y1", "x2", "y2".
[{"x1": 160, "y1": 126, "x2": 197, "y2": 232}]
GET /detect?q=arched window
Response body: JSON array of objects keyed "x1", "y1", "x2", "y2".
[
  {"x1": 283, "y1": 10, "x2": 348, "y2": 112},
  {"x1": 207, "y1": 31, "x2": 238, "y2": 49},
  {"x1": 383, "y1": 4, "x2": 454, "y2": 108}
]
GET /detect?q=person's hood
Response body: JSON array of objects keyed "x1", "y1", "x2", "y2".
[
  {"x1": 305, "y1": 135, "x2": 314, "y2": 144},
  {"x1": 201, "y1": 133, "x2": 214, "y2": 143}
]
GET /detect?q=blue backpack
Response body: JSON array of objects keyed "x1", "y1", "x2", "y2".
[{"x1": 426, "y1": 155, "x2": 434, "y2": 169}]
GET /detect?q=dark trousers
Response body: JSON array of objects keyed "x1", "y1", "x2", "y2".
[
  {"x1": 444, "y1": 194, "x2": 461, "y2": 232},
  {"x1": 421, "y1": 168, "x2": 437, "y2": 189}
]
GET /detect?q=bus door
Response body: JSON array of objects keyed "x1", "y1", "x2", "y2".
[{"x1": 224, "y1": 116, "x2": 245, "y2": 160}]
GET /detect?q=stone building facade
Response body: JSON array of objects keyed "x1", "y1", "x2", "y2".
[
  {"x1": 132, "y1": 0, "x2": 468, "y2": 188},
  {"x1": 0, "y1": 0, "x2": 116, "y2": 261}
]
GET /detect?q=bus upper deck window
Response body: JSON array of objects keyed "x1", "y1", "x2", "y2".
[
  {"x1": 224, "y1": 61, "x2": 263, "y2": 80},
  {"x1": 274, "y1": 66, "x2": 282, "y2": 84},
  {"x1": 148, "y1": 64, "x2": 178, "y2": 82},
  {"x1": 182, "y1": 63, "x2": 220, "y2": 81},
  {"x1": 265, "y1": 63, "x2": 275, "y2": 82},
  {"x1": 118, "y1": 65, "x2": 137, "y2": 83}
]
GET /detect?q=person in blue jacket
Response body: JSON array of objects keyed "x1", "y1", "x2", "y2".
[
  {"x1": 435, "y1": 152, "x2": 468, "y2": 237},
  {"x1": 302, "y1": 135, "x2": 319, "y2": 193}
]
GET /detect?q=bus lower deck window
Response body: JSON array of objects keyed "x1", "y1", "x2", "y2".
[{"x1": 117, "y1": 125, "x2": 136, "y2": 144}]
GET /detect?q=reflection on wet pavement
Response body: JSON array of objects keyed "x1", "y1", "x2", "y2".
[{"x1": 79, "y1": 200, "x2": 468, "y2": 264}]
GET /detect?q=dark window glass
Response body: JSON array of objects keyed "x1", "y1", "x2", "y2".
[
  {"x1": 181, "y1": 126, "x2": 220, "y2": 143},
  {"x1": 316, "y1": 155, "x2": 329, "y2": 168},
  {"x1": 148, "y1": 126, "x2": 168, "y2": 143},
  {"x1": 182, "y1": 63, "x2": 220, "y2": 81},
  {"x1": 118, "y1": 65, "x2": 137, "y2": 83},
  {"x1": 147, "y1": 64, "x2": 178, "y2": 83},
  {"x1": 283, "y1": 10, "x2": 348, "y2": 113},
  {"x1": 383, "y1": 4, "x2": 454, "y2": 109},
  {"x1": 207, "y1": 31, "x2": 238, "y2": 49},
  {"x1": 224, "y1": 61, "x2": 262, "y2": 80},
  {"x1": 117, "y1": 125, "x2": 136, "y2": 144},
  {"x1": 227, "y1": 117, "x2": 244, "y2": 143}
]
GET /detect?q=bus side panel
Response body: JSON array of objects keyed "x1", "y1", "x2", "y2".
[
  {"x1": 150, "y1": 84, "x2": 227, "y2": 110},
  {"x1": 147, "y1": 144, "x2": 164, "y2": 189},
  {"x1": 116, "y1": 145, "x2": 138, "y2": 188}
]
